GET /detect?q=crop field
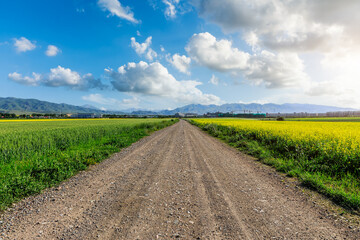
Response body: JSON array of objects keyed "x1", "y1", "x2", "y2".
[
  {"x1": 0, "y1": 118, "x2": 177, "y2": 210},
  {"x1": 286, "y1": 117, "x2": 360, "y2": 122},
  {"x1": 191, "y1": 118, "x2": 360, "y2": 210}
]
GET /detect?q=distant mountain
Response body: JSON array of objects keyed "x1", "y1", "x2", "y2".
[
  {"x1": 158, "y1": 103, "x2": 356, "y2": 115},
  {"x1": 82, "y1": 104, "x2": 99, "y2": 110},
  {"x1": 131, "y1": 110, "x2": 159, "y2": 115},
  {"x1": 0, "y1": 97, "x2": 105, "y2": 114},
  {"x1": 0, "y1": 97, "x2": 356, "y2": 115}
]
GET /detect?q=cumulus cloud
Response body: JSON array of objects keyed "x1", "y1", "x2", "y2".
[
  {"x1": 192, "y1": 0, "x2": 355, "y2": 53},
  {"x1": 9, "y1": 66, "x2": 106, "y2": 90},
  {"x1": 167, "y1": 54, "x2": 191, "y2": 74},
  {"x1": 209, "y1": 74, "x2": 219, "y2": 85},
  {"x1": 8, "y1": 72, "x2": 41, "y2": 86},
  {"x1": 45, "y1": 45, "x2": 61, "y2": 57},
  {"x1": 188, "y1": 1, "x2": 360, "y2": 108},
  {"x1": 106, "y1": 61, "x2": 221, "y2": 105},
  {"x1": 98, "y1": 0, "x2": 139, "y2": 23},
  {"x1": 186, "y1": 32, "x2": 250, "y2": 72},
  {"x1": 186, "y1": 32, "x2": 308, "y2": 88},
  {"x1": 13, "y1": 37, "x2": 36, "y2": 52},
  {"x1": 131, "y1": 36, "x2": 157, "y2": 61},
  {"x1": 82, "y1": 93, "x2": 140, "y2": 108},
  {"x1": 44, "y1": 66, "x2": 84, "y2": 87}
]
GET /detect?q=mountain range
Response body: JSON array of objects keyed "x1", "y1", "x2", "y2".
[
  {"x1": 158, "y1": 103, "x2": 356, "y2": 115},
  {"x1": 0, "y1": 97, "x2": 108, "y2": 114},
  {"x1": 0, "y1": 97, "x2": 356, "y2": 115}
]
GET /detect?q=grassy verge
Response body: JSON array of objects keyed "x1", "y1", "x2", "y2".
[
  {"x1": 190, "y1": 120, "x2": 360, "y2": 212},
  {"x1": 0, "y1": 119, "x2": 177, "y2": 211}
]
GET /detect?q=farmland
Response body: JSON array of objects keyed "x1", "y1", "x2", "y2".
[
  {"x1": 1, "y1": 120, "x2": 359, "y2": 239},
  {"x1": 0, "y1": 118, "x2": 177, "y2": 210},
  {"x1": 191, "y1": 118, "x2": 360, "y2": 210},
  {"x1": 286, "y1": 117, "x2": 360, "y2": 122}
]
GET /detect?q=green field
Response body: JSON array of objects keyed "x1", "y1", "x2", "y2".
[
  {"x1": 0, "y1": 118, "x2": 177, "y2": 210},
  {"x1": 191, "y1": 118, "x2": 360, "y2": 211}
]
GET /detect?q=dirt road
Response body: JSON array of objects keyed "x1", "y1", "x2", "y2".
[{"x1": 1, "y1": 120, "x2": 359, "y2": 239}]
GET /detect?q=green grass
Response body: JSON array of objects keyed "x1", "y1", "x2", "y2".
[
  {"x1": 0, "y1": 118, "x2": 177, "y2": 210},
  {"x1": 190, "y1": 120, "x2": 360, "y2": 212}
]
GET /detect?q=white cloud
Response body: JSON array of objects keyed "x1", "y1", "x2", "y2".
[
  {"x1": 45, "y1": 45, "x2": 61, "y2": 57},
  {"x1": 168, "y1": 54, "x2": 191, "y2": 74},
  {"x1": 186, "y1": 32, "x2": 250, "y2": 72},
  {"x1": 162, "y1": 0, "x2": 179, "y2": 18},
  {"x1": 189, "y1": 1, "x2": 360, "y2": 108},
  {"x1": 209, "y1": 74, "x2": 219, "y2": 85},
  {"x1": 136, "y1": 30, "x2": 141, "y2": 36},
  {"x1": 106, "y1": 61, "x2": 221, "y2": 105},
  {"x1": 186, "y1": 32, "x2": 308, "y2": 88},
  {"x1": 9, "y1": 66, "x2": 106, "y2": 90},
  {"x1": 98, "y1": 0, "x2": 139, "y2": 23},
  {"x1": 83, "y1": 93, "x2": 110, "y2": 104},
  {"x1": 122, "y1": 97, "x2": 140, "y2": 105},
  {"x1": 248, "y1": 51, "x2": 308, "y2": 88},
  {"x1": 130, "y1": 36, "x2": 157, "y2": 61},
  {"x1": 8, "y1": 72, "x2": 41, "y2": 86},
  {"x1": 145, "y1": 48, "x2": 158, "y2": 62},
  {"x1": 13, "y1": 37, "x2": 36, "y2": 52},
  {"x1": 131, "y1": 37, "x2": 151, "y2": 55},
  {"x1": 82, "y1": 93, "x2": 140, "y2": 108},
  {"x1": 192, "y1": 0, "x2": 353, "y2": 53},
  {"x1": 45, "y1": 66, "x2": 83, "y2": 87},
  {"x1": 149, "y1": 0, "x2": 191, "y2": 19}
]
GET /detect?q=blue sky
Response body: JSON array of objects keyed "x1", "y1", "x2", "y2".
[{"x1": 2, "y1": 0, "x2": 360, "y2": 110}]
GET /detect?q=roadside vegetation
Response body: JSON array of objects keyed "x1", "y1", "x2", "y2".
[
  {"x1": 190, "y1": 118, "x2": 360, "y2": 211},
  {"x1": 0, "y1": 118, "x2": 177, "y2": 210}
]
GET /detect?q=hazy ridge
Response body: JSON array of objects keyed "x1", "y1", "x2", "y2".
[{"x1": 0, "y1": 97, "x2": 355, "y2": 115}]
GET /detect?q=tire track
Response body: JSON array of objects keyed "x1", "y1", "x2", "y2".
[
  {"x1": 61, "y1": 122, "x2": 179, "y2": 240},
  {"x1": 187, "y1": 125, "x2": 254, "y2": 239},
  {"x1": 184, "y1": 124, "x2": 226, "y2": 239}
]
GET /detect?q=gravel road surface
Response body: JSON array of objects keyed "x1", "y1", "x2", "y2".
[{"x1": 1, "y1": 120, "x2": 359, "y2": 239}]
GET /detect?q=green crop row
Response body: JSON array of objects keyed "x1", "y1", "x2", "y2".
[{"x1": 0, "y1": 119, "x2": 177, "y2": 210}]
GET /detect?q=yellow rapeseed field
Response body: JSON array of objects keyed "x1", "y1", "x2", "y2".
[
  {"x1": 194, "y1": 118, "x2": 360, "y2": 163},
  {"x1": 192, "y1": 118, "x2": 360, "y2": 209}
]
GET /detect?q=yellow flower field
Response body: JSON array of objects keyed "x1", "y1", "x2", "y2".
[
  {"x1": 191, "y1": 118, "x2": 360, "y2": 209},
  {"x1": 194, "y1": 118, "x2": 360, "y2": 163}
]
